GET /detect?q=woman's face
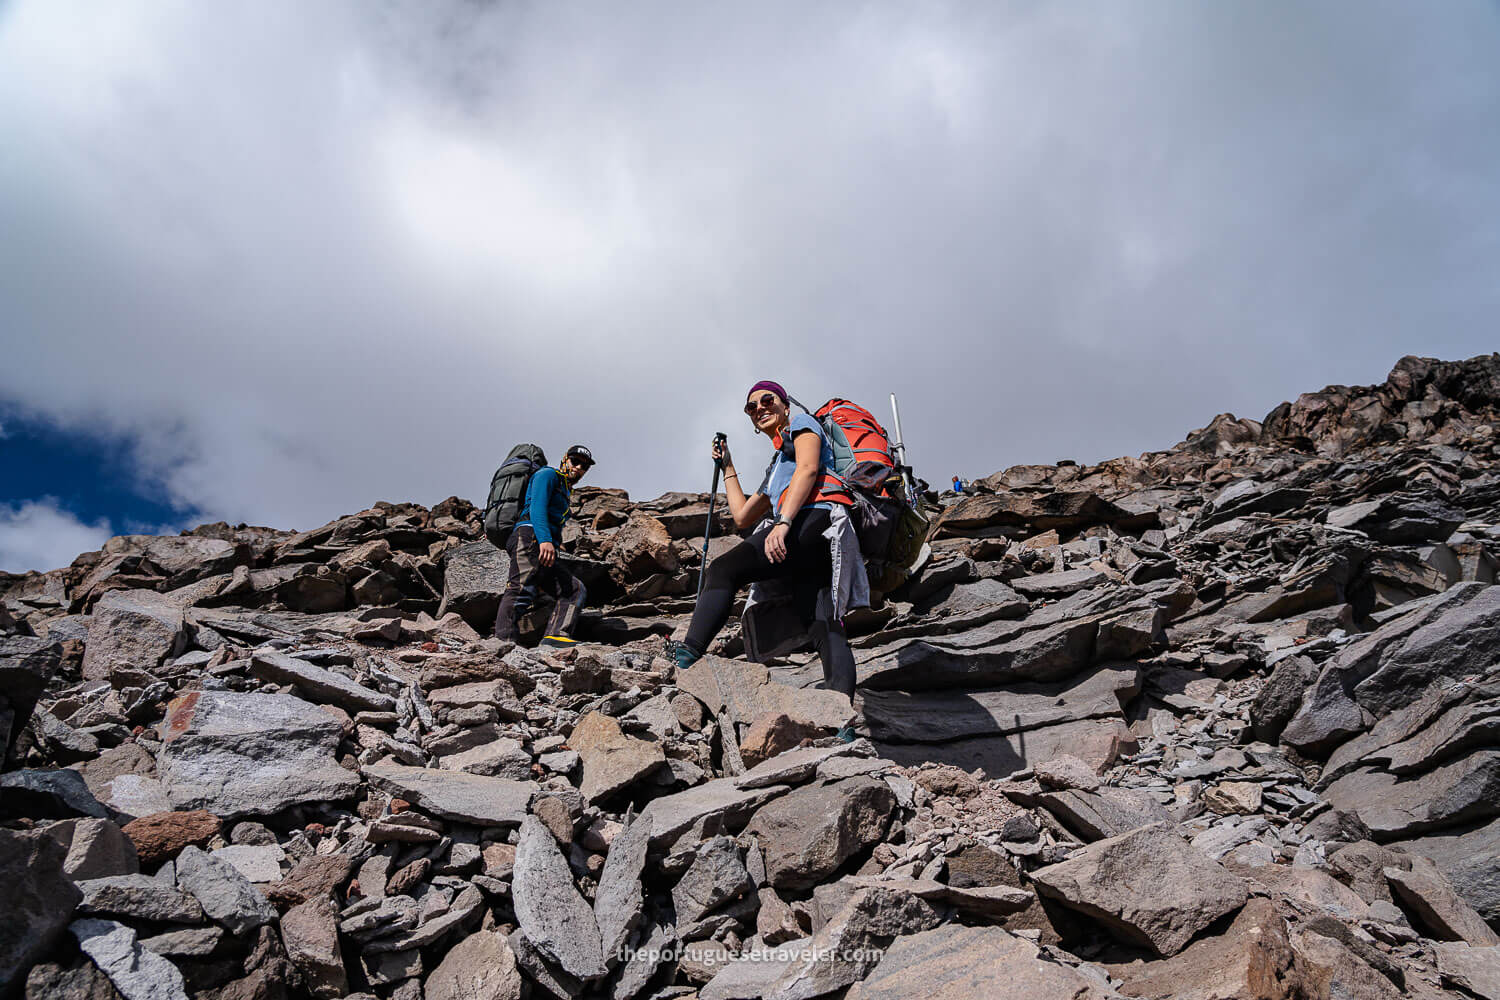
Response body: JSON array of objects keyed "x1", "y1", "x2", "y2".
[{"x1": 744, "y1": 390, "x2": 789, "y2": 435}]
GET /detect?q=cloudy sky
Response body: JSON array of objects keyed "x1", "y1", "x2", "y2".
[{"x1": 2, "y1": 1, "x2": 1499, "y2": 572}]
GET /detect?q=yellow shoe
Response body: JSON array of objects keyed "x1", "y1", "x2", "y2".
[{"x1": 538, "y1": 635, "x2": 578, "y2": 649}]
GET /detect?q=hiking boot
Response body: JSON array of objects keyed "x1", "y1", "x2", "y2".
[
  {"x1": 538, "y1": 635, "x2": 579, "y2": 649},
  {"x1": 667, "y1": 639, "x2": 703, "y2": 672},
  {"x1": 835, "y1": 724, "x2": 858, "y2": 744}
]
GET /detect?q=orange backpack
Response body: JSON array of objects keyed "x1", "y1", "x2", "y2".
[{"x1": 812, "y1": 398, "x2": 897, "y2": 494}]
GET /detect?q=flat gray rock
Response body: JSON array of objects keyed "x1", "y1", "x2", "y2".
[
  {"x1": 594, "y1": 811, "x2": 651, "y2": 963},
  {"x1": 763, "y1": 887, "x2": 941, "y2": 1000},
  {"x1": 1010, "y1": 567, "x2": 1109, "y2": 598},
  {"x1": 249, "y1": 650, "x2": 395, "y2": 714},
  {"x1": 854, "y1": 591, "x2": 1156, "y2": 691},
  {"x1": 861, "y1": 666, "x2": 1137, "y2": 743},
  {"x1": 210, "y1": 844, "x2": 285, "y2": 883},
  {"x1": 636, "y1": 777, "x2": 790, "y2": 848},
  {"x1": 736, "y1": 744, "x2": 859, "y2": 790},
  {"x1": 874, "y1": 716, "x2": 1131, "y2": 778},
  {"x1": 138, "y1": 926, "x2": 224, "y2": 959},
  {"x1": 440, "y1": 737, "x2": 534, "y2": 780},
  {"x1": 1396, "y1": 816, "x2": 1500, "y2": 923},
  {"x1": 155, "y1": 690, "x2": 359, "y2": 818},
  {"x1": 174, "y1": 845, "x2": 276, "y2": 936},
  {"x1": 77, "y1": 874, "x2": 205, "y2": 924},
  {"x1": 1031, "y1": 823, "x2": 1248, "y2": 957},
  {"x1": 512, "y1": 816, "x2": 606, "y2": 981},
  {"x1": 362, "y1": 763, "x2": 536, "y2": 826},
  {"x1": 70, "y1": 918, "x2": 188, "y2": 1000},
  {"x1": 1039, "y1": 786, "x2": 1175, "y2": 842}
]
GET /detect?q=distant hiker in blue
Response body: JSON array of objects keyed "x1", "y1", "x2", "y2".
[{"x1": 494, "y1": 445, "x2": 595, "y2": 649}]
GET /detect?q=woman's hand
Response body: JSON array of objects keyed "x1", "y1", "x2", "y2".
[
  {"x1": 765, "y1": 522, "x2": 791, "y2": 563},
  {"x1": 712, "y1": 437, "x2": 733, "y2": 470}
]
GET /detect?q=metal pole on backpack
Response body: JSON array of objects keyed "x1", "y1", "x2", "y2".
[
  {"x1": 698, "y1": 432, "x2": 727, "y2": 596},
  {"x1": 889, "y1": 394, "x2": 919, "y2": 507}
]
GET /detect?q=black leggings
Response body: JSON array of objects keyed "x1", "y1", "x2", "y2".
[{"x1": 685, "y1": 507, "x2": 857, "y2": 699}]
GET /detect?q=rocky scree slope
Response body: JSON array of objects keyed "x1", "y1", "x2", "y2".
[{"x1": 3, "y1": 353, "x2": 1500, "y2": 999}]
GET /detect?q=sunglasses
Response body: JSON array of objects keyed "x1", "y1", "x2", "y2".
[{"x1": 744, "y1": 393, "x2": 781, "y2": 414}]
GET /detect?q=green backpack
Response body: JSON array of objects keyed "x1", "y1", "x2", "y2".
[{"x1": 483, "y1": 444, "x2": 547, "y2": 547}]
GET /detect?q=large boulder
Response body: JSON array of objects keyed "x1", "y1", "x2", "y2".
[
  {"x1": 0, "y1": 828, "x2": 83, "y2": 993},
  {"x1": 744, "y1": 777, "x2": 895, "y2": 890},
  {"x1": 155, "y1": 691, "x2": 359, "y2": 818},
  {"x1": 437, "y1": 541, "x2": 510, "y2": 632},
  {"x1": 609, "y1": 514, "x2": 679, "y2": 582},
  {"x1": 80, "y1": 589, "x2": 187, "y2": 683},
  {"x1": 1031, "y1": 823, "x2": 1248, "y2": 957}
]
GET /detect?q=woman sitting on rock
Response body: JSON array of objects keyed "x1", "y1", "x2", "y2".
[{"x1": 672, "y1": 380, "x2": 867, "y2": 735}]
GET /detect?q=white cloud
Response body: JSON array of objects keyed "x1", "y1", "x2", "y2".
[
  {"x1": 0, "y1": 499, "x2": 112, "y2": 574},
  {"x1": 0, "y1": 2, "x2": 1498, "y2": 533}
]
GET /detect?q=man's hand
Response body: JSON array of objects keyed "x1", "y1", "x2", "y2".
[
  {"x1": 539, "y1": 541, "x2": 557, "y2": 567},
  {"x1": 765, "y1": 523, "x2": 790, "y2": 563}
]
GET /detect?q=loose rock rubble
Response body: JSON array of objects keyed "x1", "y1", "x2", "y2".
[{"x1": 3, "y1": 352, "x2": 1500, "y2": 998}]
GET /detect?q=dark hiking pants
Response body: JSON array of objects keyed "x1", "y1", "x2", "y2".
[
  {"x1": 494, "y1": 525, "x2": 587, "y2": 641},
  {"x1": 684, "y1": 506, "x2": 857, "y2": 699}
]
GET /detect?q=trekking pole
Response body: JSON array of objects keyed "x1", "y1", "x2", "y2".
[
  {"x1": 889, "y1": 394, "x2": 919, "y2": 507},
  {"x1": 698, "y1": 432, "x2": 727, "y2": 596}
]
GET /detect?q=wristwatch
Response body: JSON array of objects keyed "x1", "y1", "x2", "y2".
[{"x1": 776, "y1": 514, "x2": 795, "y2": 528}]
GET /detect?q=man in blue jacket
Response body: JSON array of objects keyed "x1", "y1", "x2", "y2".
[{"x1": 494, "y1": 445, "x2": 595, "y2": 648}]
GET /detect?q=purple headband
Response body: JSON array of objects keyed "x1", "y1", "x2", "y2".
[{"x1": 746, "y1": 380, "x2": 788, "y2": 405}]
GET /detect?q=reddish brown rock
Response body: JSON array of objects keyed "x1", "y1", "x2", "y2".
[
  {"x1": 265, "y1": 854, "x2": 355, "y2": 909},
  {"x1": 120, "y1": 810, "x2": 222, "y2": 867},
  {"x1": 1107, "y1": 898, "x2": 1298, "y2": 1000},
  {"x1": 739, "y1": 712, "x2": 824, "y2": 768}
]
